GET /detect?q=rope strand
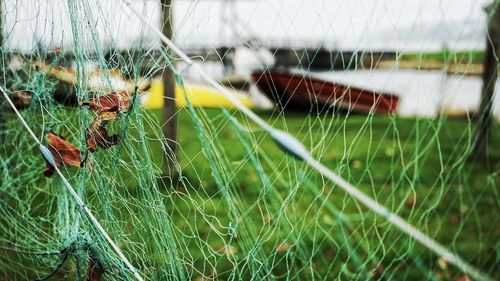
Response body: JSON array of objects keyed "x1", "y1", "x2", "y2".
[
  {"x1": 1, "y1": 88, "x2": 145, "y2": 281},
  {"x1": 120, "y1": 3, "x2": 493, "y2": 280}
]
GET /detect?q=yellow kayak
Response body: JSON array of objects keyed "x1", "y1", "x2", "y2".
[{"x1": 142, "y1": 79, "x2": 253, "y2": 109}]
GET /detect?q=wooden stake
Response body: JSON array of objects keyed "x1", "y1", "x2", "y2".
[
  {"x1": 469, "y1": 2, "x2": 500, "y2": 161},
  {"x1": 0, "y1": 0, "x2": 4, "y2": 142},
  {"x1": 161, "y1": 0, "x2": 178, "y2": 174}
]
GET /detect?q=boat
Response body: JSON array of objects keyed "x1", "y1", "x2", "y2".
[
  {"x1": 33, "y1": 61, "x2": 253, "y2": 109},
  {"x1": 33, "y1": 61, "x2": 152, "y2": 105},
  {"x1": 33, "y1": 61, "x2": 152, "y2": 93},
  {"x1": 142, "y1": 78, "x2": 253, "y2": 109},
  {"x1": 250, "y1": 69, "x2": 400, "y2": 115}
]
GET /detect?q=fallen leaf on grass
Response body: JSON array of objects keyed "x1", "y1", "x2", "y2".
[
  {"x1": 217, "y1": 245, "x2": 237, "y2": 257},
  {"x1": 437, "y1": 257, "x2": 448, "y2": 270},
  {"x1": 351, "y1": 160, "x2": 363, "y2": 169},
  {"x1": 321, "y1": 185, "x2": 330, "y2": 194},
  {"x1": 276, "y1": 241, "x2": 292, "y2": 253},
  {"x1": 325, "y1": 248, "x2": 335, "y2": 258},
  {"x1": 460, "y1": 204, "x2": 469, "y2": 214},
  {"x1": 263, "y1": 215, "x2": 272, "y2": 224},
  {"x1": 405, "y1": 196, "x2": 416, "y2": 208},
  {"x1": 371, "y1": 263, "x2": 385, "y2": 280}
]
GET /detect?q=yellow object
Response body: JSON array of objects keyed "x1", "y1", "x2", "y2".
[
  {"x1": 142, "y1": 79, "x2": 253, "y2": 109},
  {"x1": 34, "y1": 61, "x2": 251, "y2": 109}
]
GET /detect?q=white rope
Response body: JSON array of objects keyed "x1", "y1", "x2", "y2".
[
  {"x1": 305, "y1": 157, "x2": 492, "y2": 281},
  {"x1": 1, "y1": 88, "x2": 145, "y2": 281},
  {"x1": 121, "y1": 2, "x2": 493, "y2": 280}
]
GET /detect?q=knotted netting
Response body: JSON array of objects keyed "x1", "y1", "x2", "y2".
[{"x1": 0, "y1": 0, "x2": 499, "y2": 280}]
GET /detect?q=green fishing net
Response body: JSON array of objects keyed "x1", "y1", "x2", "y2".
[{"x1": 0, "y1": 0, "x2": 499, "y2": 280}]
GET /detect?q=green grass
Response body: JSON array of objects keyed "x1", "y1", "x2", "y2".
[
  {"x1": 142, "y1": 108, "x2": 500, "y2": 279},
  {"x1": 1, "y1": 107, "x2": 499, "y2": 280},
  {"x1": 400, "y1": 49, "x2": 485, "y2": 64}
]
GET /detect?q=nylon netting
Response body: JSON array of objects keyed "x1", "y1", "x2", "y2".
[{"x1": 0, "y1": 0, "x2": 499, "y2": 280}]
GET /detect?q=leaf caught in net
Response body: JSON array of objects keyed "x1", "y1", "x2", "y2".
[
  {"x1": 0, "y1": 89, "x2": 32, "y2": 111},
  {"x1": 80, "y1": 92, "x2": 132, "y2": 113},
  {"x1": 10, "y1": 91, "x2": 33, "y2": 110},
  {"x1": 0, "y1": 1, "x2": 498, "y2": 281},
  {"x1": 86, "y1": 111, "x2": 120, "y2": 152},
  {"x1": 44, "y1": 132, "x2": 81, "y2": 177}
]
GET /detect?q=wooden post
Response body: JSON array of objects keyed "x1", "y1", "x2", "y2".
[
  {"x1": 161, "y1": 0, "x2": 178, "y2": 174},
  {"x1": 469, "y1": 2, "x2": 500, "y2": 161},
  {"x1": 0, "y1": 0, "x2": 4, "y2": 142}
]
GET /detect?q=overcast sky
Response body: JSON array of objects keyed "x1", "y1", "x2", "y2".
[
  {"x1": 2, "y1": 0, "x2": 492, "y2": 52},
  {"x1": 173, "y1": 0, "x2": 490, "y2": 50}
]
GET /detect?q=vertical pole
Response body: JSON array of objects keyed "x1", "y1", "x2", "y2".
[
  {"x1": 0, "y1": 0, "x2": 5, "y2": 142},
  {"x1": 469, "y1": 2, "x2": 500, "y2": 161},
  {"x1": 161, "y1": 0, "x2": 178, "y2": 174}
]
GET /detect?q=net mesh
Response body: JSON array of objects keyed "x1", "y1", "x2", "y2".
[{"x1": 0, "y1": 0, "x2": 499, "y2": 280}]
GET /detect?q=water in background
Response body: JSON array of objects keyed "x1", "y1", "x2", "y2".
[
  {"x1": 181, "y1": 53, "x2": 500, "y2": 120},
  {"x1": 313, "y1": 69, "x2": 500, "y2": 120}
]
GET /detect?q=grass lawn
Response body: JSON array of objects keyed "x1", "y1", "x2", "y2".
[
  {"x1": 141, "y1": 108, "x2": 500, "y2": 279},
  {"x1": 400, "y1": 50, "x2": 485, "y2": 65},
  {"x1": 1, "y1": 107, "x2": 499, "y2": 280}
]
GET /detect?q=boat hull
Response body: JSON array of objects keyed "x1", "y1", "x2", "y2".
[{"x1": 251, "y1": 70, "x2": 399, "y2": 115}]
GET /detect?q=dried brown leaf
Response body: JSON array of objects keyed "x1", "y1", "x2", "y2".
[
  {"x1": 275, "y1": 241, "x2": 292, "y2": 253},
  {"x1": 44, "y1": 132, "x2": 81, "y2": 177},
  {"x1": 405, "y1": 196, "x2": 416, "y2": 208},
  {"x1": 86, "y1": 111, "x2": 120, "y2": 152},
  {"x1": 0, "y1": 89, "x2": 32, "y2": 110},
  {"x1": 216, "y1": 246, "x2": 237, "y2": 257},
  {"x1": 371, "y1": 263, "x2": 385, "y2": 280},
  {"x1": 81, "y1": 92, "x2": 131, "y2": 113},
  {"x1": 11, "y1": 91, "x2": 32, "y2": 110}
]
